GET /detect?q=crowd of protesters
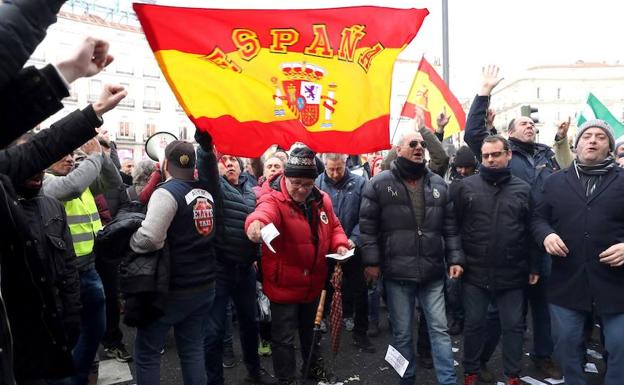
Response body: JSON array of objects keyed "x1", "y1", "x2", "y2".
[{"x1": 2, "y1": 3, "x2": 624, "y2": 385}]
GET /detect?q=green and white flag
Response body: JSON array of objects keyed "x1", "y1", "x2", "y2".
[{"x1": 578, "y1": 93, "x2": 624, "y2": 143}]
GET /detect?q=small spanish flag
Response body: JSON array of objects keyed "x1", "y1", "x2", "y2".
[
  {"x1": 133, "y1": 4, "x2": 428, "y2": 157},
  {"x1": 400, "y1": 57, "x2": 466, "y2": 138}
]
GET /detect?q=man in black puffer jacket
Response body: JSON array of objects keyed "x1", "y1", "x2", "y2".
[
  {"x1": 360, "y1": 125, "x2": 464, "y2": 385},
  {"x1": 452, "y1": 136, "x2": 540, "y2": 385},
  {"x1": 196, "y1": 131, "x2": 276, "y2": 385}
]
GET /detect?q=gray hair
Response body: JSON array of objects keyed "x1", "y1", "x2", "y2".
[
  {"x1": 322, "y1": 153, "x2": 348, "y2": 163},
  {"x1": 132, "y1": 160, "x2": 156, "y2": 190}
]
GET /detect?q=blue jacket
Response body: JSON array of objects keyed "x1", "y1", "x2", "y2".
[{"x1": 315, "y1": 170, "x2": 365, "y2": 246}]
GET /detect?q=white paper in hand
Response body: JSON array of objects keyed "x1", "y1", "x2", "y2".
[
  {"x1": 385, "y1": 345, "x2": 409, "y2": 378},
  {"x1": 260, "y1": 223, "x2": 279, "y2": 253},
  {"x1": 326, "y1": 248, "x2": 355, "y2": 261}
]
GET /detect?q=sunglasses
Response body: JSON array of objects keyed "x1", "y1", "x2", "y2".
[
  {"x1": 408, "y1": 140, "x2": 427, "y2": 149},
  {"x1": 482, "y1": 151, "x2": 506, "y2": 159}
]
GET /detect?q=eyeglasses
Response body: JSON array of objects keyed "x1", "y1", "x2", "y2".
[
  {"x1": 481, "y1": 151, "x2": 505, "y2": 159},
  {"x1": 289, "y1": 180, "x2": 315, "y2": 190},
  {"x1": 407, "y1": 140, "x2": 427, "y2": 149}
]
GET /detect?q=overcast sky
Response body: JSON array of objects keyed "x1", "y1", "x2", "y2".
[{"x1": 154, "y1": 0, "x2": 624, "y2": 100}]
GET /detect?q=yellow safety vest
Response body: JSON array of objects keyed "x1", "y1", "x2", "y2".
[{"x1": 64, "y1": 188, "x2": 102, "y2": 257}]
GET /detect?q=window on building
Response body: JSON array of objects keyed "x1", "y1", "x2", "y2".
[
  {"x1": 143, "y1": 62, "x2": 161, "y2": 78},
  {"x1": 116, "y1": 54, "x2": 134, "y2": 75},
  {"x1": 89, "y1": 79, "x2": 102, "y2": 102},
  {"x1": 117, "y1": 82, "x2": 135, "y2": 108},
  {"x1": 143, "y1": 86, "x2": 160, "y2": 110},
  {"x1": 144, "y1": 122, "x2": 157, "y2": 140},
  {"x1": 118, "y1": 121, "x2": 133, "y2": 139},
  {"x1": 536, "y1": 87, "x2": 541, "y2": 99}
]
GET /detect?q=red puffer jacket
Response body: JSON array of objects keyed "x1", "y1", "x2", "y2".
[{"x1": 245, "y1": 174, "x2": 348, "y2": 304}]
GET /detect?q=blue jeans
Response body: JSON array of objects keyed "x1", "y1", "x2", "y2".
[
  {"x1": 368, "y1": 276, "x2": 382, "y2": 322},
  {"x1": 550, "y1": 304, "x2": 624, "y2": 385},
  {"x1": 135, "y1": 286, "x2": 215, "y2": 385},
  {"x1": 385, "y1": 279, "x2": 456, "y2": 385},
  {"x1": 527, "y1": 276, "x2": 553, "y2": 357},
  {"x1": 204, "y1": 262, "x2": 260, "y2": 384}
]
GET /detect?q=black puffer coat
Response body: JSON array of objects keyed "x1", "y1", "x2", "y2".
[
  {"x1": 359, "y1": 162, "x2": 464, "y2": 282},
  {"x1": 452, "y1": 173, "x2": 537, "y2": 290}
]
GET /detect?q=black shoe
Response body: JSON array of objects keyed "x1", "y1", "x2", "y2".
[
  {"x1": 448, "y1": 318, "x2": 464, "y2": 336},
  {"x1": 478, "y1": 361, "x2": 494, "y2": 383},
  {"x1": 302, "y1": 358, "x2": 330, "y2": 382},
  {"x1": 367, "y1": 320, "x2": 380, "y2": 337},
  {"x1": 417, "y1": 354, "x2": 433, "y2": 369},
  {"x1": 223, "y1": 346, "x2": 237, "y2": 368},
  {"x1": 353, "y1": 333, "x2": 376, "y2": 353},
  {"x1": 104, "y1": 344, "x2": 133, "y2": 363},
  {"x1": 245, "y1": 368, "x2": 278, "y2": 384},
  {"x1": 531, "y1": 355, "x2": 562, "y2": 380}
]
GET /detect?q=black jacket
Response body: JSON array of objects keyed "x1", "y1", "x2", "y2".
[
  {"x1": 0, "y1": 107, "x2": 99, "y2": 384},
  {"x1": 532, "y1": 165, "x2": 624, "y2": 315},
  {"x1": 464, "y1": 95, "x2": 560, "y2": 190},
  {"x1": 359, "y1": 162, "x2": 464, "y2": 282},
  {"x1": 197, "y1": 146, "x2": 259, "y2": 266},
  {"x1": 452, "y1": 173, "x2": 537, "y2": 290}
]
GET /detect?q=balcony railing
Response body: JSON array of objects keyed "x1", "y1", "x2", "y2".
[
  {"x1": 116, "y1": 134, "x2": 136, "y2": 142},
  {"x1": 143, "y1": 100, "x2": 161, "y2": 110},
  {"x1": 118, "y1": 98, "x2": 135, "y2": 108}
]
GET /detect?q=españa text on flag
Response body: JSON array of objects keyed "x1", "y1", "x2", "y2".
[
  {"x1": 133, "y1": 4, "x2": 428, "y2": 157},
  {"x1": 400, "y1": 57, "x2": 465, "y2": 138}
]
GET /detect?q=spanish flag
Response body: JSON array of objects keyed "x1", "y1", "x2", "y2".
[
  {"x1": 400, "y1": 57, "x2": 465, "y2": 138},
  {"x1": 133, "y1": 4, "x2": 428, "y2": 157}
]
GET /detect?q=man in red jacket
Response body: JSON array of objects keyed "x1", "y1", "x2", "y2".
[{"x1": 246, "y1": 146, "x2": 349, "y2": 385}]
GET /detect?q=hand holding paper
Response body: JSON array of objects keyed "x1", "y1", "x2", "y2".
[
  {"x1": 260, "y1": 223, "x2": 280, "y2": 253},
  {"x1": 326, "y1": 247, "x2": 355, "y2": 261}
]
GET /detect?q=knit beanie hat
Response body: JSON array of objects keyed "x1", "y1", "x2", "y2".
[
  {"x1": 454, "y1": 146, "x2": 478, "y2": 168},
  {"x1": 284, "y1": 146, "x2": 318, "y2": 179},
  {"x1": 575, "y1": 119, "x2": 615, "y2": 151}
]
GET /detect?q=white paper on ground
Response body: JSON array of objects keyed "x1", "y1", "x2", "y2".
[
  {"x1": 385, "y1": 345, "x2": 409, "y2": 378},
  {"x1": 453, "y1": 360, "x2": 459, "y2": 367},
  {"x1": 260, "y1": 223, "x2": 279, "y2": 253},
  {"x1": 326, "y1": 247, "x2": 355, "y2": 261},
  {"x1": 586, "y1": 348, "x2": 603, "y2": 360},
  {"x1": 544, "y1": 378, "x2": 565, "y2": 385},
  {"x1": 98, "y1": 359, "x2": 133, "y2": 385},
  {"x1": 452, "y1": 347, "x2": 459, "y2": 353},
  {"x1": 584, "y1": 362, "x2": 598, "y2": 373},
  {"x1": 520, "y1": 376, "x2": 548, "y2": 385},
  {"x1": 497, "y1": 382, "x2": 506, "y2": 385}
]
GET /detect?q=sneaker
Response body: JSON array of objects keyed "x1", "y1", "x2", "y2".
[
  {"x1": 531, "y1": 355, "x2": 562, "y2": 379},
  {"x1": 319, "y1": 318, "x2": 328, "y2": 333},
  {"x1": 105, "y1": 345, "x2": 133, "y2": 363},
  {"x1": 463, "y1": 373, "x2": 478, "y2": 385},
  {"x1": 478, "y1": 361, "x2": 494, "y2": 383},
  {"x1": 417, "y1": 353, "x2": 433, "y2": 369},
  {"x1": 245, "y1": 367, "x2": 277, "y2": 384},
  {"x1": 506, "y1": 377, "x2": 520, "y2": 385},
  {"x1": 367, "y1": 320, "x2": 380, "y2": 337},
  {"x1": 343, "y1": 317, "x2": 355, "y2": 332},
  {"x1": 258, "y1": 340, "x2": 272, "y2": 357},
  {"x1": 223, "y1": 346, "x2": 237, "y2": 368},
  {"x1": 352, "y1": 333, "x2": 376, "y2": 353}
]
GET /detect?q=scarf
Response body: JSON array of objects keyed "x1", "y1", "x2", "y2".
[
  {"x1": 395, "y1": 157, "x2": 426, "y2": 181},
  {"x1": 509, "y1": 137, "x2": 535, "y2": 155},
  {"x1": 574, "y1": 156, "x2": 615, "y2": 197},
  {"x1": 478, "y1": 164, "x2": 512, "y2": 185}
]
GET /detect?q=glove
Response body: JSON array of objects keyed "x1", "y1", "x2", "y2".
[{"x1": 194, "y1": 129, "x2": 213, "y2": 150}]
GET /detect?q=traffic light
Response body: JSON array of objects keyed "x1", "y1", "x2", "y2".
[{"x1": 520, "y1": 105, "x2": 539, "y2": 123}]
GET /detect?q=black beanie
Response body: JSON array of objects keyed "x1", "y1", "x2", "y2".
[
  {"x1": 284, "y1": 146, "x2": 318, "y2": 179},
  {"x1": 454, "y1": 146, "x2": 477, "y2": 168}
]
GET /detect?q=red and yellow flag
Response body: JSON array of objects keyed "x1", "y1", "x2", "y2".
[
  {"x1": 133, "y1": 4, "x2": 428, "y2": 157},
  {"x1": 400, "y1": 57, "x2": 465, "y2": 138}
]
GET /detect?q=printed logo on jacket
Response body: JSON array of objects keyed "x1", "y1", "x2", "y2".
[{"x1": 186, "y1": 189, "x2": 215, "y2": 236}]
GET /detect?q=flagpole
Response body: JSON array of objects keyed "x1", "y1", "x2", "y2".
[
  {"x1": 389, "y1": 117, "x2": 402, "y2": 145},
  {"x1": 442, "y1": 0, "x2": 450, "y2": 84}
]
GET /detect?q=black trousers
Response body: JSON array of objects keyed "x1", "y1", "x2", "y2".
[
  {"x1": 270, "y1": 300, "x2": 319, "y2": 381},
  {"x1": 95, "y1": 258, "x2": 122, "y2": 348},
  {"x1": 326, "y1": 251, "x2": 369, "y2": 336}
]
